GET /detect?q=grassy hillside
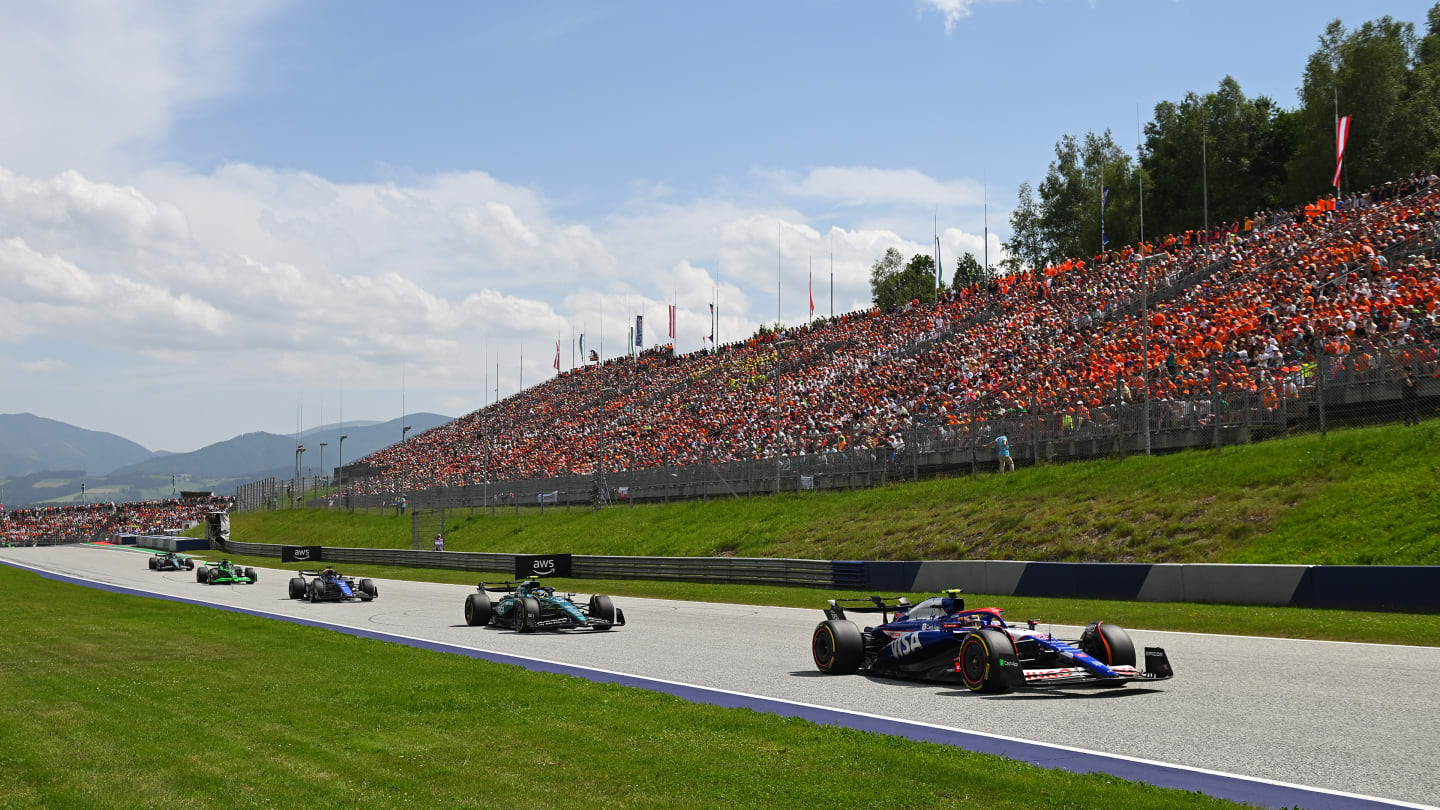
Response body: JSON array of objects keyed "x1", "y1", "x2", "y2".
[{"x1": 209, "y1": 420, "x2": 1440, "y2": 565}]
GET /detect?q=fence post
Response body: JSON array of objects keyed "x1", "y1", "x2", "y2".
[
  {"x1": 1211, "y1": 362, "x2": 1221, "y2": 449},
  {"x1": 1115, "y1": 372, "x2": 1126, "y2": 459},
  {"x1": 1031, "y1": 395, "x2": 1041, "y2": 466},
  {"x1": 1316, "y1": 332, "x2": 1328, "y2": 438},
  {"x1": 911, "y1": 429, "x2": 919, "y2": 481}
]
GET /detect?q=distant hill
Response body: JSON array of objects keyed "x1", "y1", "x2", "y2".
[
  {"x1": 0, "y1": 413, "x2": 154, "y2": 477},
  {"x1": 109, "y1": 413, "x2": 452, "y2": 482},
  {"x1": 302, "y1": 420, "x2": 380, "y2": 437},
  {"x1": 1, "y1": 413, "x2": 451, "y2": 507}
]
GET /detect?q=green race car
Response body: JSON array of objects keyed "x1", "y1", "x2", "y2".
[
  {"x1": 197, "y1": 559, "x2": 258, "y2": 585},
  {"x1": 144, "y1": 550, "x2": 196, "y2": 571},
  {"x1": 463, "y1": 578, "x2": 624, "y2": 632}
]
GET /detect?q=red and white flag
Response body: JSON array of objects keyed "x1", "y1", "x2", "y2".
[
  {"x1": 1333, "y1": 115, "x2": 1351, "y2": 188},
  {"x1": 667, "y1": 304, "x2": 676, "y2": 339},
  {"x1": 553, "y1": 340, "x2": 560, "y2": 370},
  {"x1": 808, "y1": 273, "x2": 814, "y2": 320}
]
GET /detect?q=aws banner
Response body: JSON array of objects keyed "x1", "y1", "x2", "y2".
[
  {"x1": 515, "y1": 553, "x2": 572, "y2": 579},
  {"x1": 281, "y1": 545, "x2": 323, "y2": 563}
]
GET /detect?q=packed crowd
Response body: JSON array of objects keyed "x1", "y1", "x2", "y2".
[
  {"x1": 0, "y1": 496, "x2": 234, "y2": 545},
  {"x1": 351, "y1": 173, "x2": 1440, "y2": 494}
]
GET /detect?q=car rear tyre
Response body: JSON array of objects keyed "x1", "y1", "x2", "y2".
[
  {"x1": 515, "y1": 596, "x2": 540, "y2": 633},
  {"x1": 958, "y1": 628, "x2": 1017, "y2": 694},
  {"x1": 589, "y1": 595, "x2": 616, "y2": 629},
  {"x1": 1080, "y1": 622, "x2": 1136, "y2": 668},
  {"x1": 812, "y1": 620, "x2": 864, "y2": 674},
  {"x1": 464, "y1": 592, "x2": 492, "y2": 626},
  {"x1": 288, "y1": 577, "x2": 306, "y2": 599}
]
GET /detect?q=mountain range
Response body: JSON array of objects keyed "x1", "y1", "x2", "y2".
[{"x1": 0, "y1": 412, "x2": 451, "y2": 508}]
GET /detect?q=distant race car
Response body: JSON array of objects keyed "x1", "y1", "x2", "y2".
[
  {"x1": 288, "y1": 568, "x2": 378, "y2": 602},
  {"x1": 146, "y1": 551, "x2": 196, "y2": 571},
  {"x1": 197, "y1": 559, "x2": 258, "y2": 585},
  {"x1": 810, "y1": 590, "x2": 1173, "y2": 693},
  {"x1": 463, "y1": 579, "x2": 624, "y2": 632}
]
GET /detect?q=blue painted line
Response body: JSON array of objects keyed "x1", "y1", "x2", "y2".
[{"x1": 0, "y1": 558, "x2": 1425, "y2": 810}]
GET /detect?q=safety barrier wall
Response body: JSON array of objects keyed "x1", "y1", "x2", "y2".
[
  {"x1": 204, "y1": 536, "x2": 1438, "y2": 611},
  {"x1": 130, "y1": 535, "x2": 210, "y2": 553}
]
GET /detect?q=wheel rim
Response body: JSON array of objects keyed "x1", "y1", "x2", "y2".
[
  {"x1": 465, "y1": 599, "x2": 474, "y2": 623},
  {"x1": 813, "y1": 627, "x2": 834, "y2": 668},
  {"x1": 960, "y1": 638, "x2": 987, "y2": 688}
]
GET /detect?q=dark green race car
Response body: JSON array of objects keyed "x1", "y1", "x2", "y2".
[
  {"x1": 197, "y1": 559, "x2": 258, "y2": 585},
  {"x1": 463, "y1": 579, "x2": 624, "y2": 632}
]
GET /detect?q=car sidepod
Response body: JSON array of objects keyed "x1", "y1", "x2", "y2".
[{"x1": 870, "y1": 628, "x2": 971, "y2": 681}]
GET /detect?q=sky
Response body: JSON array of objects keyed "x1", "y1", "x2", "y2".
[{"x1": 1, "y1": 0, "x2": 1429, "y2": 452}]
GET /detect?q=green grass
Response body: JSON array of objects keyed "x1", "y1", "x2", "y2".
[
  {"x1": 207, "y1": 420, "x2": 1440, "y2": 565},
  {"x1": 189, "y1": 550, "x2": 1440, "y2": 646},
  {"x1": 0, "y1": 565, "x2": 1246, "y2": 809}
]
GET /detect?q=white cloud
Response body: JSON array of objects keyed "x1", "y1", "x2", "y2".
[
  {"x1": 761, "y1": 166, "x2": 982, "y2": 208},
  {"x1": 0, "y1": 157, "x2": 1004, "y2": 448},
  {"x1": 917, "y1": 0, "x2": 1021, "y2": 33},
  {"x1": 0, "y1": 1, "x2": 287, "y2": 175},
  {"x1": 20, "y1": 358, "x2": 68, "y2": 374}
]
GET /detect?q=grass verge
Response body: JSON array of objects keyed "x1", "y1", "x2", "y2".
[
  {"x1": 205, "y1": 420, "x2": 1440, "y2": 565},
  {"x1": 193, "y1": 550, "x2": 1440, "y2": 646},
  {"x1": 0, "y1": 564, "x2": 1245, "y2": 810}
]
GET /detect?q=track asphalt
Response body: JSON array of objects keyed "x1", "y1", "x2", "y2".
[{"x1": 2, "y1": 544, "x2": 1435, "y2": 809}]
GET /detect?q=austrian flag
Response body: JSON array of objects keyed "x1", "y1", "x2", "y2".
[{"x1": 1334, "y1": 115, "x2": 1351, "y2": 189}]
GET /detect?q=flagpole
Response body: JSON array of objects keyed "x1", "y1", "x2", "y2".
[
  {"x1": 1334, "y1": 82, "x2": 1341, "y2": 199},
  {"x1": 983, "y1": 175, "x2": 989, "y2": 279},
  {"x1": 808, "y1": 255, "x2": 812, "y2": 322},
  {"x1": 829, "y1": 235, "x2": 834, "y2": 319},
  {"x1": 777, "y1": 221, "x2": 782, "y2": 330},
  {"x1": 1201, "y1": 117, "x2": 1209, "y2": 247},
  {"x1": 1138, "y1": 101, "x2": 1151, "y2": 457}
]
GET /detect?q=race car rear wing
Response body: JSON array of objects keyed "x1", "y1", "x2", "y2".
[{"x1": 824, "y1": 596, "x2": 911, "y2": 623}]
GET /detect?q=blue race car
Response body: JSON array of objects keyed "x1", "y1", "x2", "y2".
[
  {"x1": 810, "y1": 590, "x2": 1173, "y2": 693},
  {"x1": 288, "y1": 568, "x2": 377, "y2": 602}
]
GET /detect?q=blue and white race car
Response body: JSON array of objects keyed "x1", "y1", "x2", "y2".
[
  {"x1": 810, "y1": 590, "x2": 1173, "y2": 693},
  {"x1": 288, "y1": 568, "x2": 378, "y2": 602}
]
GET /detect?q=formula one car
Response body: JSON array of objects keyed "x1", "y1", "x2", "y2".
[
  {"x1": 288, "y1": 568, "x2": 377, "y2": 602},
  {"x1": 145, "y1": 550, "x2": 196, "y2": 571},
  {"x1": 810, "y1": 590, "x2": 1173, "y2": 693},
  {"x1": 197, "y1": 559, "x2": 257, "y2": 585},
  {"x1": 463, "y1": 579, "x2": 624, "y2": 632}
]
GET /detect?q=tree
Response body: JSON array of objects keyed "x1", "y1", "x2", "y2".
[
  {"x1": 1288, "y1": 10, "x2": 1437, "y2": 198},
  {"x1": 1142, "y1": 78, "x2": 1292, "y2": 237},
  {"x1": 1001, "y1": 181, "x2": 1047, "y2": 274},
  {"x1": 951, "y1": 251, "x2": 985, "y2": 289},
  {"x1": 869, "y1": 248, "x2": 939, "y2": 311},
  {"x1": 1034, "y1": 130, "x2": 1140, "y2": 263}
]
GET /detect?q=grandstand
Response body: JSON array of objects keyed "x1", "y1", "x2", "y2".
[
  {"x1": 0, "y1": 496, "x2": 234, "y2": 546},
  {"x1": 346, "y1": 174, "x2": 1440, "y2": 500}
]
